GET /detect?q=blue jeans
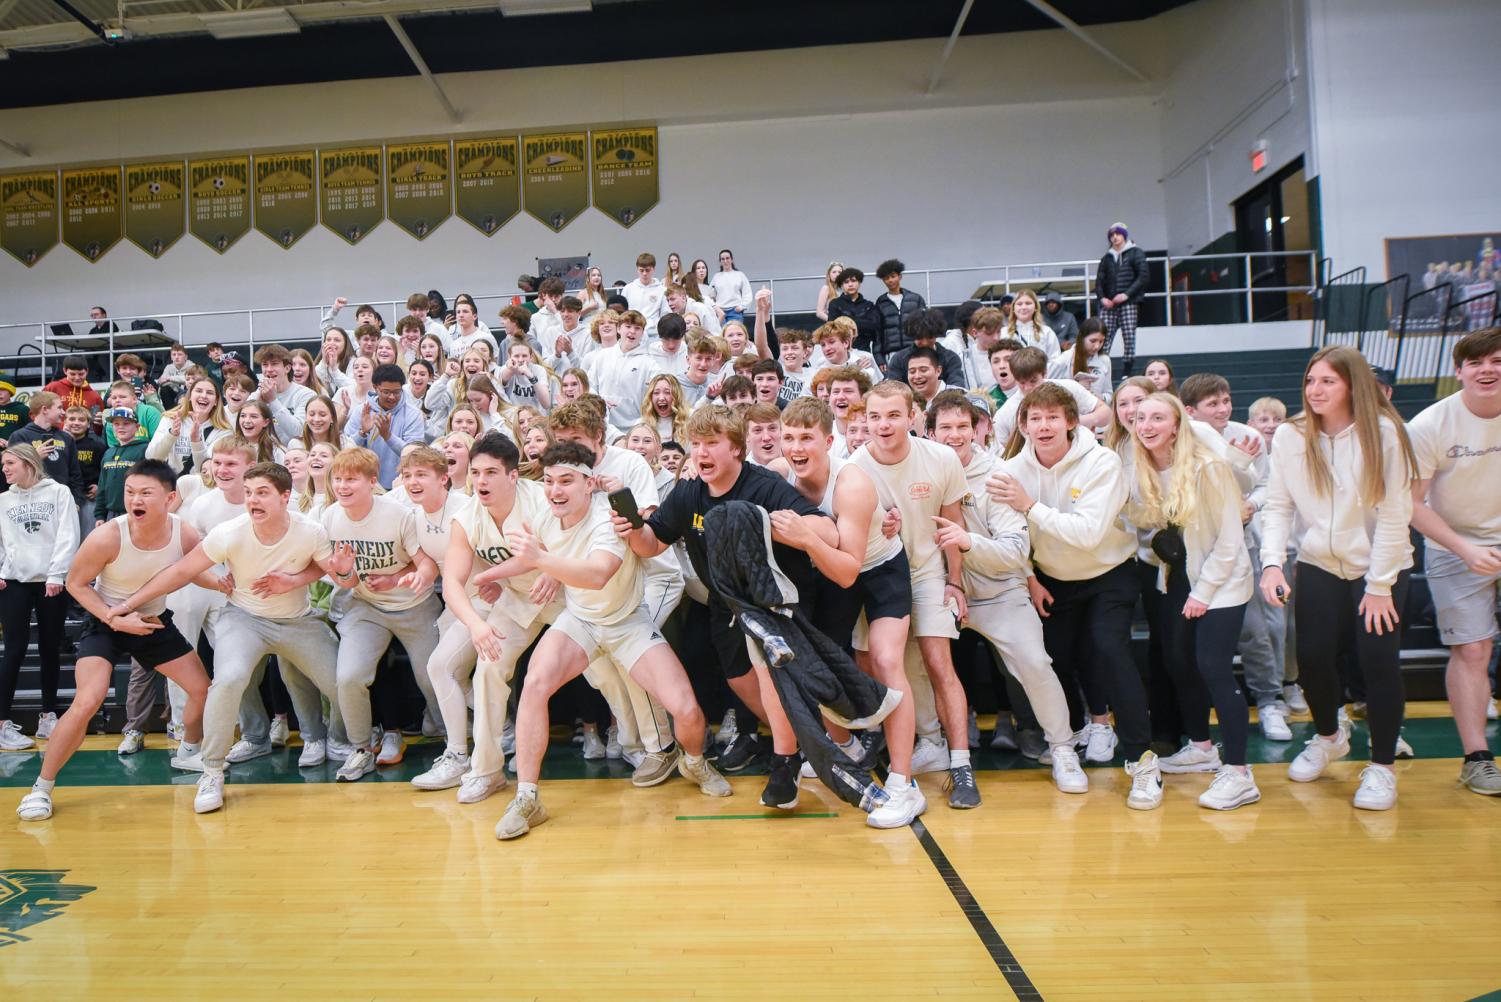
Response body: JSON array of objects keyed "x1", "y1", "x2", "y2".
[{"x1": 722, "y1": 308, "x2": 745, "y2": 326}]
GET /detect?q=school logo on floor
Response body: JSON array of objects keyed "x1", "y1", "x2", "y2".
[{"x1": 0, "y1": 870, "x2": 97, "y2": 947}]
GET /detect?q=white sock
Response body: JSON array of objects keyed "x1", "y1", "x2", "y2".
[
  {"x1": 518, "y1": 781, "x2": 538, "y2": 797},
  {"x1": 949, "y1": 749, "x2": 970, "y2": 769},
  {"x1": 178, "y1": 742, "x2": 200, "y2": 755},
  {"x1": 683, "y1": 752, "x2": 704, "y2": 767},
  {"x1": 33, "y1": 777, "x2": 55, "y2": 793},
  {"x1": 886, "y1": 771, "x2": 909, "y2": 790}
]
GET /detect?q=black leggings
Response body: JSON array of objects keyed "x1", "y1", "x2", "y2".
[
  {"x1": 1138, "y1": 560, "x2": 1183, "y2": 746},
  {"x1": 1158, "y1": 570, "x2": 1249, "y2": 765},
  {"x1": 0, "y1": 580, "x2": 69, "y2": 717},
  {"x1": 1294, "y1": 563, "x2": 1409, "y2": 766}
]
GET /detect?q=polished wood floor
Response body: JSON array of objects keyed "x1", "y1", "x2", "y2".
[{"x1": 3, "y1": 707, "x2": 1499, "y2": 1001}]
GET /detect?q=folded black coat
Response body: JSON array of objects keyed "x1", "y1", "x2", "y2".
[{"x1": 704, "y1": 500, "x2": 890, "y2": 809}]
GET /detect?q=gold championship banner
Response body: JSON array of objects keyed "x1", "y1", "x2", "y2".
[
  {"x1": 454, "y1": 136, "x2": 520, "y2": 236},
  {"x1": 522, "y1": 132, "x2": 588, "y2": 232},
  {"x1": 188, "y1": 156, "x2": 250, "y2": 254},
  {"x1": 61, "y1": 166, "x2": 123, "y2": 261},
  {"x1": 387, "y1": 141, "x2": 451, "y2": 240},
  {"x1": 321, "y1": 146, "x2": 383, "y2": 245},
  {"x1": 1, "y1": 171, "x2": 59, "y2": 267},
  {"x1": 124, "y1": 161, "x2": 185, "y2": 258},
  {"x1": 591, "y1": 127, "x2": 658, "y2": 228},
  {"x1": 253, "y1": 150, "x2": 316, "y2": 249}
]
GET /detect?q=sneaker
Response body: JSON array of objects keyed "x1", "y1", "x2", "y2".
[
  {"x1": 336, "y1": 747, "x2": 376, "y2": 782},
  {"x1": 413, "y1": 750, "x2": 471, "y2": 790},
  {"x1": 298, "y1": 739, "x2": 326, "y2": 768},
  {"x1": 325, "y1": 736, "x2": 355, "y2": 762},
  {"x1": 1082, "y1": 722, "x2": 1118, "y2": 763},
  {"x1": 582, "y1": 728, "x2": 606, "y2": 760},
  {"x1": 1159, "y1": 744, "x2": 1222, "y2": 774},
  {"x1": 1287, "y1": 731, "x2": 1350, "y2": 783},
  {"x1": 798, "y1": 758, "x2": 817, "y2": 780},
  {"x1": 717, "y1": 733, "x2": 764, "y2": 773},
  {"x1": 620, "y1": 747, "x2": 643, "y2": 769},
  {"x1": 760, "y1": 754, "x2": 800, "y2": 810},
  {"x1": 33, "y1": 712, "x2": 57, "y2": 741},
  {"x1": 495, "y1": 791, "x2": 548, "y2": 840},
  {"x1": 858, "y1": 729, "x2": 886, "y2": 766},
  {"x1": 194, "y1": 770, "x2": 225, "y2": 814},
  {"x1": 117, "y1": 729, "x2": 145, "y2": 755},
  {"x1": 1017, "y1": 729, "x2": 1048, "y2": 761},
  {"x1": 170, "y1": 745, "x2": 205, "y2": 772},
  {"x1": 1352, "y1": 765, "x2": 1397, "y2": 811},
  {"x1": 989, "y1": 717, "x2": 1019, "y2": 751},
  {"x1": 1199, "y1": 766, "x2": 1261, "y2": 811},
  {"x1": 1125, "y1": 751, "x2": 1164, "y2": 810},
  {"x1": 909, "y1": 737, "x2": 950, "y2": 775},
  {"x1": 632, "y1": 747, "x2": 681, "y2": 788},
  {"x1": 269, "y1": 717, "x2": 290, "y2": 748},
  {"x1": 17, "y1": 788, "x2": 53, "y2": 821},
  {"x1": 1260, "y1": 705, "x2": 1293, "y2": 742},
  {"x1": 967, "y1": 709, "x2": 981, "y2": 750},
  {"x1": 1393, "y1": 732, "x2": 1415, "y2": 759},
  {"x1": 456, "y1": 771, "x2": 507, "y2": 804},
  {"x1": 1488, "y1": 699, "x2": 1498, "y2": 721},
  {"x1": 866, "y1": 777, "x2": 927, "y2": 829},
  {"x1": 0, "y1": 720, "x2": 35, "y2": 751},
  {"x1": 678, "y1": 755, "x2": 732, "y2": 797},
  {"x1": 605, "y1": 723, "x2": 623, "y2": 760},
  {"x1": 1283, "y1": 684, "x2": 1309, "y2": 714},
  {"x1": 225, "y1": 738, "x2": 272, "y2": 764},
  {"x1": 1049, "y1": 745, "x2": 1089, "y2": 794},
  {"x1": 715, "y1": 710, "x2": 737, "y2": 748},
  {"x1": 944, "y1": 764, "x2": 981, "y2": 809},
  {"x1": 1459, "y1": 759, "x2": 1501, "y2": 796},
  {"x1": 377, "y1": 731, "x2": 405, "y2": 766},
  {"x1": 422, "y1": 708, "x2": 444, "y2": 738}
]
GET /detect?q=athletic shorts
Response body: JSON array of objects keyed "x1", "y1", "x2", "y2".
[
  {"x1": 853, "y1": 573, "x2": 958, "y2": 650},
  {"x1": 1425, "y1": 545, "x2": 1501, "y2": 646},
  {"x1": 817, "y1": 550, "x2": 913, "y2": 647},
  {"x1": 77, "y1": 609, "x2": 195, "y2": 670},
  {"x1": 552, "y1": 605, "x2": 667, "y2": 674}
]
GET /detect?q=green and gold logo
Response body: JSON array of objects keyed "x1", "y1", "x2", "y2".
[{"x1": 0, "y1": 869, "x2": 97, "y2": 947}]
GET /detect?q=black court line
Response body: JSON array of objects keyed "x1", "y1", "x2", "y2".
[{"x1": 911, "y1": 819, "x2": 1043, "y2": 1002}]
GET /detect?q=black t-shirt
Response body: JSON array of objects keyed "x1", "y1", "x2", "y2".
[{"x1": 649, "y1": 460, "x2": 825, "y2": 603}]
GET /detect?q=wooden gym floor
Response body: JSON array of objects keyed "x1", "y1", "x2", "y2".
[{"x1": 2, "y1": 704, "x2": 1498, "y2": 1001}]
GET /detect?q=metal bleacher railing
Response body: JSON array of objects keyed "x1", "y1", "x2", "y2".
[{"x1": 0, "y1": 249, "x2": 1322, "y2": 387}]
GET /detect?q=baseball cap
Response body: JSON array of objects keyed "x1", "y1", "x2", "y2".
[
  {"x1": 965, "y1": 393, "x2": 995, "y2": 416},
  {"x1": 220, "y1": 351, "x2": 245, "y2": 368},
  {"x1": 107, "y1": 407, "x2": 138, "y2": 422}
]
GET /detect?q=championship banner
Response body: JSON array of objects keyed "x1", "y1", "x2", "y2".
[
  {"x1": 0, "y1": 171, "x2": 58, "y2": 267},
  {"x1": 124, "y1": 161, "x2": 185, "y2": 258},
  {"x1": 320, "y1": 146, "x2": 383, "y2": 245},
  {"x1": 61, "y1": 166, "x2": 123, "y2": 262},
  {"x1": 386, "y1": 141, "x2": 451, "y2": 240},
  {"x1": 188, "y1": 156, "x2": 250, "y2": 254},
  {"x1": 591, "y1": 127, "x2": 658, "y2": 228},
  {"x1": 454, "y1": 136, "x2": 519, "y2": 237},
  {"x1": 253, "y1": 150, "x2": 316, "y2": 249},
  {"x1": 522, "y1": 132, "x2": 588, "y2": 232}
]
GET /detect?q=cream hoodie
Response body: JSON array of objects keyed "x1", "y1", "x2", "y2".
[
  {"x1": 1129, "y1": 459, "x2": 1254, "y2": 609},
  {"x1": 958, "y1": 451, "x2": 1031, "y2": 602},
  {"x1": 1258, "y1": 418, "x2": 1413, "y2": 595},
  {"x1": 0, "y1": 480, "x2": 80, "y2": 586},
  {"x1": 998, "y1": 430, "x2": 1134, "y2": 581}
]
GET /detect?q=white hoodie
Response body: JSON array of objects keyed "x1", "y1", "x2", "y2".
[
  {"x1": 958, "y1": 451, "x2": 1031, "y2": 602},
  {"x1": 1128, "y1": 459, "x2": 1254, "y2": 609},
  {"x1": 998, "y1": 430, "x2": 1134, "y2": 581},
  {"x1": 0, "y1": 480, "x2": 80, "y2": 585},
  {"x1": 1258, "y1": 417, "x2": 1413, "y2": 595}
]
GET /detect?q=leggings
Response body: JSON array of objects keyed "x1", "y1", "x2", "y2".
[
  {"x1": 1294, "y1": 562, "x2": 1409, "y2": 766},
  {"x1": 1158, "y1": 570, "x2": 1249, "y2": 765},
  {"x1": 0, "y1": 581, "x2": 69, "y2": 717},
  {"x1": 1137, "y1": 560, "x2": 1183, "y2": 746}
]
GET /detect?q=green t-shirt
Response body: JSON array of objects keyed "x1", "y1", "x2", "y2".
[{"x1": 0, "y1": 401, "x2": 30, "y2": 441}]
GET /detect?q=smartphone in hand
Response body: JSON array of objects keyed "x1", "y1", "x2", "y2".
[{"x1": 608, "y1": 488, "x2": 643, "y2": 529}]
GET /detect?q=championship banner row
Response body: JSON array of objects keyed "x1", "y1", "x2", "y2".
[{"x1": 0, "y1": 128, "x2": 659, "y2": 267}]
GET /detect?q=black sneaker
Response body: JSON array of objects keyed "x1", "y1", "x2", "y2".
[
  {"x1": 1016, "y1": 729, "x2": 1047, "y2": 761},
  {"x1": 945, "y1": 764, "x2": 981, "y2": 809},
  {"x1": 760, "y1": 754, "x2": 800, "y2": 810},
  {"x1": 858, "y1": 728, "x2": 887, "y2": 767},
  {"x1": 717, "y1": 732, "x2": 764, "y2": 773}
]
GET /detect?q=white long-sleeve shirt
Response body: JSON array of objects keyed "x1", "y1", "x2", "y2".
[
  {"x1": 0, "y1": 480, "x2": 79, "y2": 585},
  {"x1": 709, "y1": 270, "x2": 752, "y2": 312}
]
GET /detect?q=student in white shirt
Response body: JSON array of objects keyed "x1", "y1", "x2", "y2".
[
  {"x1": 646, "y1": 313, "x2": 690, "y2": 379},
  {"x1": 623, "y1": 252, "x2": 667, "y2": 336},
  {"x1": 1005, "y1": 290, "x2": 1061, "y2": 359},
  {"x1": 677, "y1": 335, "x2": 718, "y2": 408},
  {"x1": 496, "y1": 341, "x2": 552, "y2": 412},
  {"x1": 546, "y1": 295, "x2": 593, "y2": 373},
  {"x1": 665, "y1": 283, "x2": 719, "y2": 335},
  {"x1": 448, "y1": 295, "x2": 499, "y2": 359},
  {"x1": 595, "y1": 310, "x2": 653, "y2": 436},
  {"x1": 811, "y1": 318, "x2": 881, "y2": 382},
  {"x1": 253, "y1": 344, "x2": 316, "y2": 443},
  {"x1": 1046, "y1": 318, "x2": 1113, "y2": 401},
  {"x1": 940, "y1": 304, "x2": 1004, "y2": 392},
  {"x1": 710, "y1": 248, "x2": 753, "y2": 325},
  {"x1": 825, "y1": 366, "x2": 871, "y2": 456},
  {"x1": 992, "y1": 347, "x2": 1110, "y2": 446}
]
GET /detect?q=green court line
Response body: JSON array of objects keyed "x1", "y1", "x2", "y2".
[{"x1": 675, "y1": 812, "x2": 838, "y2": 821}]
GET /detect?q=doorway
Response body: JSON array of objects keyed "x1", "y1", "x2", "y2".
[{"x1": 1234, "y1": 157, "x2": 1313, "y2": 322}]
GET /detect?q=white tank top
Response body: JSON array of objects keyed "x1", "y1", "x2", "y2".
[
  {"x1": 96, "y1": 514, "x2": 185, "y2": 617},
  {"x1": 786, "y1": 456, "x2": 903, "y2": 573}
]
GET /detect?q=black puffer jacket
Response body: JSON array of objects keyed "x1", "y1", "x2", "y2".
[
  {"x1": 874, "y1": 289, "x2": 927, "y2": 368},
  {"x1": 826, "y1": 294, "x2": 882, "y2": 356},
  {"x1": 1096, "y1": 245, "x2": 1150, "y2": 305}
]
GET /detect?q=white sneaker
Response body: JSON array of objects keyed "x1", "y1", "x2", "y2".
[
  {"x1": 909, "y1": 737, "x2": 950, "y2": 775},
  {"x1": 377, "y1": 730, "x2": 405, "y2": 766},
  {"x1": 0, "y1": 720, "x2": 35, "y2": 751},
  {"x1": 170, "y1": 745, "x2": 204, "y2": 772},
  {"x1": 298, "y1": 739, "x2": 326, "y2": 768},
  {"x1": 226, "y1": 738, "x2": 272, "y2": 764},
  {"x1": 495, "y1": 791, "x2": 548, "y2": 840},
  {"x1": 715, "y1": 710, "x2": 737, "y2": 748},
  {"x1": 605, "y1": 723, "x2": 622, "y2": 760},
  {"x1": 581, "y1": 728, "x2": 606, "y2": 760},
  {"x1": 799, "y1": 758, "x2": 817, "y2": 779},
  {"x1": 166, "y1": 721, "x2": 185, "y2": 743},
  {"x1": 1488, "y1": 698, "x2": 1498, "y2": 721},
  {"x1": 678, "y1": 755, "x2": 732, "y2": 797},
  {"x1": 1260, "y1": 705, "x2": 1293, "y2": 742},
  {"x1": 1082, "y1": 722, "x2": 1118, "y2": 763},
  {"x1": 1283, "y1": 684, "x2": 1309, "y2": 714},
  {"x1": 1125, "y1": 751, "x2": 1164, "y2": 811},
  {"x1": 457, "y1": 771, "x2": 507, "y2": 804},
  {"x1": 1393, "y1": 733, "x2": 1415, "y2": 759},
  {"x1": 413, "y1": 750, "x2": 471, "y2": 791},
  {"x1": 621, "y1": 747, "x2": 645, "y2": 769},
  {"x1": 1199, "y1": 766, "x2": 1261, "y2": 811},
  {"x1": 194, "y1": 770, "x2": 225, "y2": 813},
  {"x1": 1159, "y1": 743, "x2": 1222, "y2": 774},
  {"x1": 117, "y1": 729, "x2": 145, "y2": 755},
  {"x1": 1049, "y1": 745, "x2": 1089, "y2": 794},
  {"x1": 336, "y1": 747, "x2": 376, "y2": 782},
  {"x1": 1288, "y1": 731, "x2": 1351, "y2": 783},
  {"x1": 33, "y1": 712, "x2": 57, "y2": 740},
  {"x1": 325, "y1": 736, "x2": 355, "y2": 762},
  {"x1": 1353, "y1": 764, "x2": 1397, "y2": 811},
  {"x1": 17, "y1": 788, "x2": 53, "y2": 821},
  {"x1": 269, "y1": 717, "x2": 290, "y2": 748},
  {"x1": 866, "y1": 778, "x2": 927, "y2": 829}
]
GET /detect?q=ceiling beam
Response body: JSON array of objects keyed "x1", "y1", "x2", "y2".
[
  {"x1": 925, "y1": 0, "x2": 974, "y2": 95},
  {"x1": 48, "y1": 0, "x2": 112, "y2": 43},
  {"x1": 383, "y1": 14, "x2": 460, "y2": 123},
  {"x1": 1021, "y1": 0, "x2": 1149, "y2": 83}
]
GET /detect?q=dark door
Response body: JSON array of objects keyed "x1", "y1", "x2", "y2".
[{"x1": 1234, "y1": 157, "x2": 1309, "y2": 322}]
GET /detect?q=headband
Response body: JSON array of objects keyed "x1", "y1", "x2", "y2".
[{"x1": 550, "y1": 462, "x2": 594, "y2": 477}]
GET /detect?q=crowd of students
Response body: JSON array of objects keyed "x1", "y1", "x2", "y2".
[{"x1": 3, "y1": 242, "x2": 1499, "y2": 838}]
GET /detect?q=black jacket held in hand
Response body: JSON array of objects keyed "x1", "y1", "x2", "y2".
[{"x1": 1096, "y1": 245, "x2": 1150, "y2": 305}]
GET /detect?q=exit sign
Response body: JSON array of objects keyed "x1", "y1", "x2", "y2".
[{"x1": 1250, "y1": 141, "x2": 1269, "y2": 173}]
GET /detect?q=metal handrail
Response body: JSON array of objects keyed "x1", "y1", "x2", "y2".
[{"x1": 1394, "y1": 283, "x2": 1450, "y2": 377}]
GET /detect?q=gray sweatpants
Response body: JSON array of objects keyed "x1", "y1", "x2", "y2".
[
  {"x1": 1238, "y1": 522, "x2": 1284, "y2": 708},
  {"x1": 966, "y1": 589, "x2": 1075, "y2": 747},
  {"x1": 334, "y1": 593, "x2": 442, "y2": 748},
  {"x1": 202, "y1": 606, "x2": 339, "y2": 770}
]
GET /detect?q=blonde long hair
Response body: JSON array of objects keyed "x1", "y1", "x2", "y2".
[
  {"x1": 1006, "y1": 289, "x2": 1048, "y2": 345},
  {"x1": 1293, "y1": 345, "x2": 1417, "y2": 504},
  {"x1": 1105, "y1": 376, "x2": 1158, "y2": 454},
  {"x1": 169, "y1": 376, "x2": 232, "y2": 436},
  {"x1": 1128, "y1": 392, "x2": 1235, "y2": 530},
  {"x1": 641, "y1": 374, "x2": 691, "y2": 445}
]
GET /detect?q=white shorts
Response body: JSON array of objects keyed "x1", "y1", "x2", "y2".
[
  {"x1": 552, "y1": 604, "x2": 668, "y2": 674},
  {"x1": 853, "y1": 576, "x2": 958, "y2": 650},
  {"x1": 1425, "y1": 545, "x2": 1501, "y2": 646}
]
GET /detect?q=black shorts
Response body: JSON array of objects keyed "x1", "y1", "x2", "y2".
[
  {"x1": 815, "y1": 549, "x2": 913, "y2": 647},
  {"x1": 709, "y1": 599, "x2": 755, "y2": 680},
  {"x1": 76, "y1": 609, "x2": 195, "y2": 671}
]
